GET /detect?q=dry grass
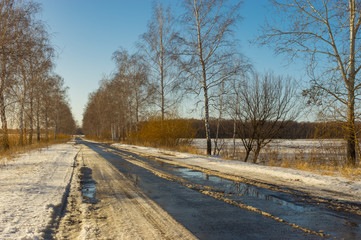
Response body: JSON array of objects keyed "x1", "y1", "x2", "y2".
[
  {"x1": 165, "y1": 144, "x2": 199, "y2": 155},
  {"x1": 84, "y1": 136, "x2": 118, "y2": 145},
  {"x1": 84, "y1": 136, "x2": 200, "y2": 155},
  {"x1": 0, "y1": 134, "x2": 72, "y2": 165},
  {"x1": 214, "y1": 140, "x2": 361, "y2": 180},
  {"x1": 262, "y1": 146, "x2": 361, "y2": 181},
  {"x1": 126, "y1": 139, "x2": 200, "y2": 155}
]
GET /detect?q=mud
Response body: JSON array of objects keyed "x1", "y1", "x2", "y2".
[{"x1": 79, "y1": 167, "x2": 98, "y2": 204}]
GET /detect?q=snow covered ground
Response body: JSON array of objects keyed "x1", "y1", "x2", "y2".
[
  {"x1": 0, "y1": 141, "x2": 79, "y2": 239},
  {"x1": 1, "y1": 139, "x2": 359, "y2": 239},
  {"x1": 192, "y1": 138, "x2": 345, "y2": 154},
  {"x1": 112, "y1": 143, "x2": 361, "y2": 203}
]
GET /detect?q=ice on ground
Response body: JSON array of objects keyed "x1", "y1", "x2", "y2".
[
  {"x1": 113, "y1": 143, "x2": 361, "y2": 203},
  {"x1": 0, "y1": 141, "x2": 78, "y2": 239}
]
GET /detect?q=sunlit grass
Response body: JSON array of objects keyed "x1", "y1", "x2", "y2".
[
  {"x1": 0, "y1": 133, "x2": 72, "y2": 165},
  {"x1": 261, "y1": 147, "x2": 361, "y2": 181}
]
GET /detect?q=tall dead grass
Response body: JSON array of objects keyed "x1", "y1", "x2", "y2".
[
  {"x1": 258, "y1": 143, "x2": 361, "y2": 181},
  {"x1": 84, "y1": 135, "x2": 118, "y2": 145},
  {"x1": 124, "y1": 138, "x2": 200, "y2": 155},
  {"x1": 0, "y1": 134, "x2": 72, "y2": 165}
]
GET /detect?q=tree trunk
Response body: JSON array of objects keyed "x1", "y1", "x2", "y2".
[
  {"x1": 194, "y1": 2, "x2": 212, "y2": 155},
  {"x1": 346, "y1": 93, "x2": 356, "y2": 166},
  {"x1": 233, "y1": 119, "x2": 236, "y2": 157},
  {"x1": 54, "y1": 116, "x2": 58, "y2": 140},
  {"x1": 244, "y1": 149, "x2": 251, "y2": 162},
  {"x1": 213, "y1": 86, "x2": 223, "y2": 155},
  {"x1": 203, "y1": 85, "x2": 212, "y2": 155},
  {"x1": 45, "y1": 109, "x2": 49, "y2": 142},
  {"x1": 0, "y1": 93, "x2": 9, "y2": 150},
  {"x1": 253, "y1": 144, "x2": 261, "y2": 164},
  {"x1": 160, "y1": 43, "x2": 165, "y2": 122},
  {"x1": 347, "y1": 0, "x2": 357, "y2": 166},
  {"x1": 28, "y1": 91, "x2": 33, "y2": 144},
  {"x1": 36, "y1": 94, "x2": 40, "y2": 142},
  {"x1": 19, "y1": 100, "x2": 24, "y2": 146}
]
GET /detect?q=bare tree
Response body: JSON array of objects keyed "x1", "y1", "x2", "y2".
[
  {"x1": 139, "y1": 1, "x2": 179, "y2": 121},
  {"x1": 0, "y1": 0, "x2": 42, "y2": 149},
  {"x1": 112, "y1": 49, "x2": 153, "y2": 135},
  {"x1": 0, "y1": 0, "x2": 23, "y2": 149},
  {"x1": 233, "y1": 72, "x2": 299, "y2": 163},
  {"x1": 258, "y1": 0, "x2": 361, "y2": 166},
  {"x1": 179, "y1": 0, "x2": 242, "y2": 155},
  {"x1": 83, "y1": 49, "x2": 154, "y2": 140}
]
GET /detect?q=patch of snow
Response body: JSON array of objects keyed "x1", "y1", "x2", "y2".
[
  {"x1": 0, "y1": 141, "x2": 78, "y2": 239},
  {"x1": 112, "y1": 143, "x2": 361, "y2": 203}
]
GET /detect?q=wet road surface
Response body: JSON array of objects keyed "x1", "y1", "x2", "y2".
[{"x1": 80, "y1": 139, "x2": 361, "y2": 240}]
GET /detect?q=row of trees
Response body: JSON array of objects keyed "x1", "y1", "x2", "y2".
[
  {"x1": 83, "y1": 0, "x2": 299, "y2": 164},
  {"x1": 192, "y1": 120, "x2": 353, "y2": 140},
  {"x1": 0, "y1": 0, "x2": 75, "y2": 150}
]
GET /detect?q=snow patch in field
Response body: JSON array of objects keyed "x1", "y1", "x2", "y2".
[
  {"x1": 112, "y1": 143, "x2": 361, "y2": 203},
  {"x1": 0, "y1": 142, "x2": 78, "y2": 239}
]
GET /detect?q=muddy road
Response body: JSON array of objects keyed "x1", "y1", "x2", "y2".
[{"x1": 57, "y1": 139, "x2": 361, "y2": 239}]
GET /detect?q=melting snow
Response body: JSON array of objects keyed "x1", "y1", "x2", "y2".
[
  {"x1": 0, "y1": 141, "x2": 78, "y2": 239},
  {"x1": 113, "y1": 143, "x2": 361, "y2": 203}
]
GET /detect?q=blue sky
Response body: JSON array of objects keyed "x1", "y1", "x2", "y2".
[{"x1": 37, "y1": 0, "x2": 306, "y2": 125}]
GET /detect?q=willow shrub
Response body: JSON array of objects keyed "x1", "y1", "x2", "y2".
[{"x1": 137, "y1": 118, "x2": 196, "y2": 148}]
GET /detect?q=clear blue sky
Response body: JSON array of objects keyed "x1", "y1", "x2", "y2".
[{"x1": 37, "y1": 0, "x2": 306, "y2": 125}]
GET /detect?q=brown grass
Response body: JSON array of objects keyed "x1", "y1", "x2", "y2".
[
  {"x1": 0, "y1": 134, "x2": 72, "y2": 165},
  {"x1": 84, "y1": 136, "x2": 118, "y2": 145},
  {"x1": 214, "y1": 141, "x2": 361, "y2": 180},
  {"x1": 122, "y1": 138, "x2": 200, "y2": 155},
  {"x1": 263, "y1": 147, "x2": 361, "y2": 181}
]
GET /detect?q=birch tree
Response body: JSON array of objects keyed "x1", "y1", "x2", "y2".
[
  {"x1": 0, "y1": 0, "x2": 40, "y2": 149},
  {"x1": 139, "y1": 1, "x2": 179, "y2": 121},
  {"x1": 258, "y1": 0, "x2": 361, "y2": 166},
  {"x1": 179, "y1": 0, "x2": 242, "y2": 155},
  {"x1": 112, "y1": 49, "x2": 153, "y2": 134}
]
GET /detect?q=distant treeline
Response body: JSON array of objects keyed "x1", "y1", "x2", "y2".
[{"x1": 189, "y1": 119, "x2": 353, "y2": 139}]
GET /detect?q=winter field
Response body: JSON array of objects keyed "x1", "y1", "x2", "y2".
[
  {"x1": 193, "y1": 138, "x2": 345, "y2": 154},
  {"x1": 192, "y1": 138, "x2": 350, "y2": 165}
]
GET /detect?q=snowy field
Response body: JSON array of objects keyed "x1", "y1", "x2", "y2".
[
  {"x1": 192, "y1": 138, "x2": 344, "y2": 154},
  {"x1": 192, "y1": 138, "x2": 348, "y2": 165},
  {"x1": 113, "y1": 143, "x2": 361, "y2": 203},
  {"x1": 0, "y1": 141, "x2": 78, "y2": 239}
]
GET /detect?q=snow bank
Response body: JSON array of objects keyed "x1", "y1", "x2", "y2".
[
  {"x1": 0, "y1": 142, "x2": 78, "y2": 239},
  {"x1": 112, "y1": 143, "x2": 361, "y2": 203}
]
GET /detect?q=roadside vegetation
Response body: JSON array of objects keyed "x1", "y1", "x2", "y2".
[{"x1": 0, "y1": 133, "x2": 72, "y2": 165}]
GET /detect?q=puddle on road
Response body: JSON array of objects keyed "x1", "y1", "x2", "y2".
[
  {"x1": 150, "y1": 160, "x2": 361, "y2": 239},
  {"x1": 79, "y1": 167, "x2": 98, "y2": 204},
  {"x1": 175, "y1": 167, "x2": 307, "y2": 211},
  {"x1": 84, "y1": 141, "x2": 361, "y2": 239}
]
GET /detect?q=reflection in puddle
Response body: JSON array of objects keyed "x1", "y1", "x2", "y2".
[
  {"x1": 79, "y1": 167, "x2": 98, "y2": 204},
  {"x1": 86, "y1": 140, "x2": 361, "y2": 240},
  {"x1": 177, "y1": 168, "x2": 316, "y2": 213}
]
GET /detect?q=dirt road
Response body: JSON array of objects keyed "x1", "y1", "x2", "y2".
[
  {"x1": 54, "y1": 139, "x2": 361, "y2": 240},
  {"x1": 55, "y1": 142, "x2": 196, "y2": 240}
]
